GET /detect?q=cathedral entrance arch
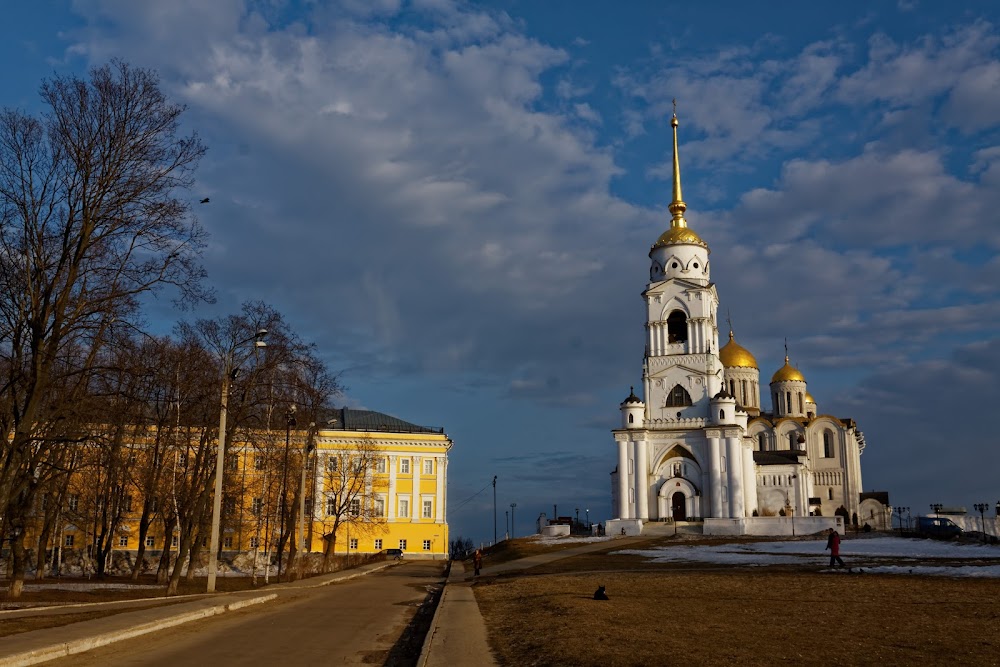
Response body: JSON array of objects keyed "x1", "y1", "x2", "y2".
[
  {"x1": 672, "y1": 492, "x2": 686, "y2": 521},
  {"x1": 657, "y1": 477, "x2": 699, "y2": 520}
]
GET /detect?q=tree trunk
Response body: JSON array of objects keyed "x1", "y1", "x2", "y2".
[
  {"x1": 322, "y1": 525, "x2": 338, "y2": 573},
  {"x1": 156, "y1": 515, "x2": 177, "y2": 584},
  {"x1": 130, "y1": 504, "x2": 154, "y2": 580},
  {"x1": 8, "y1": 530, "x2": 27, "y2": 598},
  {"x1": 166, "y1": 534, "x2": 191, "y2": 596}
]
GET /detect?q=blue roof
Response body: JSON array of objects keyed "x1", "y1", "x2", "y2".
[{"x1": 327, "y1": 408, "x2": 444, "y2": 434}]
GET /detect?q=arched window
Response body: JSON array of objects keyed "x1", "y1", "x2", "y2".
[
  {"x1": 798, "y1": 393, "x2": 804, "y2": 413},
  {"x1": 719, "y1": 409, "x2": 725, "y2": 421},
  {"x1": 757, "y1": 432, "x2": 766, "y2": 451},
  {"x1": 628, "y1": 414, "x2": 634, "y2": 424},
  {"x1": 729, "y1": 379, "x2": 736, "y2": 396},
  {"x1": 741, "y1": 380, "x2": 748, "y2": 405},
  {"x1": 823, "y1": 431, "x2": 833, "y2": 458},
  {"x1": 788, "y1": 432, "x2": 797, "y2": 449},
  {"x1": 786, "y1": 391, "x2": 792, "y2": 414},
  {"x1": 666, "y1": 310, "x2": 688, "y2": 344},
  {"x1": 665, "y1": 384, "x2": 693, "y2": 407}
]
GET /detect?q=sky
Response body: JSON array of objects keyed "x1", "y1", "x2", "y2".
[{"x1": 2, "y1": 0, "x2": 999, "y2": 544}]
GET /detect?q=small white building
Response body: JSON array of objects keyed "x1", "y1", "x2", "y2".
[{"x1": 607, "y1": 112, "x2": 888, "y2": 537}]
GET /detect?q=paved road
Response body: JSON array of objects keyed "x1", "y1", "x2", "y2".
[{"x1": 45, "y1": 561, "x2": 445, "y2": 667}]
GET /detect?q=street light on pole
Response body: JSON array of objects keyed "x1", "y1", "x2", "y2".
[
  {"x1": 207, "y1": 328, "x2": 268, "y2": 594},
  {"x1": 510, "y1": 503, "x2": 516, "y2": 539},
  {"x1": 492, "y1": 476, "x2": 497, "y2": 545},
  {"x1": 974, "y1": 503, "x2": 989, "y2": 543},
  {"x1": 277, "y1": 405, "x2": 296, "y2": 581}
]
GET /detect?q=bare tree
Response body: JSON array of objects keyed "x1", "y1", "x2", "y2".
[
  {"x1": 318, "y1": 435, "x2": 386, "y2": 572},
  {"x1": 0, "y1": 60, "x2": 208, "y2": 597}
]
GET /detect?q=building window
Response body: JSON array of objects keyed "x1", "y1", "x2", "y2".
[
  {"x1": 423, "y1": 540, "x2": 431, "y2": 551},
  {"x1": 146, "y1": 536, "x2": 156, "y2": 548},
  {"x1": 68, "y1": 494, "x2": 79, "y2": 512},
  {"x1": 255, "y1": 454, "x2": 266, "y2": 471},
  {"x1": 327, "y1": 497, "x2": 337, "y2": 516},
  {"x1": 823, "y1": 431, "x2": 833, "y2": 458},
  {"x1": 789, "y1": 432, "x2": 797, "y2": 449},
  {"x1": 306, "y1": 454, "x2": 315, "y2": 471},
  {"x1": 349, "y1": 538, "x2": 358, "y2": 550},
  {"x1": 423, "y1": 500, "x2": 433, "y2": 518},
  {"x1": 223, "y1": 536, "x2": 233, "y2": 548},
  {"x1": 65, "y1": 534, "x2": 75, "y2": 547},
  {"x1": 399, "y1": 498, "x2": 409, "y2": 518},
  {"x1": 741, "y1": 380, "x2": 748, "y2": 405},
  {"x1": 252, "y1": 497, "x2": 263, "y2": 515},
  {"x1": 757, "y1": 433, "x2": 766, "y2": 451},
  {"x1": 721, "y1": 456, "x2": 726, "y2": 473},
  {"x1": 828, "y1": 488, "x2": 834, "y2": 500},
  {"x1": 225, "y1": 454, "x2": 238, "y2": 470},
  {"x1": 628, "y1": 414, "x2": 634, "y2": 424},
  {"x1": 399, "y1": 539, "x2": 407, "y2": 551},
  {"x1": 350, "y1": 498, "x2": 361, "y2": 517},
  {"x1": 798, "y1": 393, "x2": 804, "y2": 413},
  {"x1": 305, "y1": 498, "x2": 313, "y2": 516},
  {"x1": 172, "y1": 535, "x2": 179, "y2": 547},
  {"x1": 249, "y1": 537, "x2": 259, "y2": 549},
  {"x1": 374, "y1": 539, "x2": 382, "y2": 550},
  {"x1": 223, "y1": 496, "x2": 236, "y2": 516},
  {"x1": 327, "y1": 456, "x2": 338, "y2": 471},
  {"x1": 719, "y1": 409, "x2": 725, "y2": 421},
  {"x1": 666, "y1": 310, "x2": 688, "y2": 344},
  {"x1": 124, "y1": 495, "x2": 133, "y2": 512},
  {"x1": 400, "y1": 459, "x2": 410, "y2": 474},
  {"x1": 665, "y1": 384, "x2": 693, "y2": 407},
  {"x1": 423, "y1": 459, "x2": 434, "y2": 475},
  {"x1": 672, "y1": 463, "x2": 681, "y2": 477},
  {"x1": 376, "y1": 458, "x2": 386, "y2": 473},
  {"x1": 118, "y1": 536, "x2": 129, "y2": 547},
  {"x1": 374, "y1": 498, "x2": 385, "y2": 517}
]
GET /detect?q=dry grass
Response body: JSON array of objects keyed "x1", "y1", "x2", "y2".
[
  {"x1": 475, "y1": 569, "x2": 1000, "y2": 666},
  {"x1": 479, "y1": 538, "x2": 608, "y2": 567}
]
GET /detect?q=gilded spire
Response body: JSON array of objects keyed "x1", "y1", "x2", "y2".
[{"x1": 668, "y1": 99, "x2": 687, "y2": 229}]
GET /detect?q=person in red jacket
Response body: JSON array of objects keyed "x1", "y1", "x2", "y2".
[{"x1": 825, "y1": 528, "x2": 845, "y2": 567}]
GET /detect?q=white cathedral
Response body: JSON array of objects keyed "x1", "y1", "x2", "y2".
[{"x1": 607, "y1": 112, "x2": 889, "y2": 537}]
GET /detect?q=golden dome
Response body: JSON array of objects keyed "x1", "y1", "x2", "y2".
[
  {"x1": 651, "y1": 226, "x2": 709, "y2": 251},
  {"x1": 805, "y1": 392, "x2": 816, "y2": 404},
  {"x1": 771, "y1": 356, "x2": 806, "y2": 383},
  {"x1": 719, "y1": 331, "x2": 758, "y2": 369}
]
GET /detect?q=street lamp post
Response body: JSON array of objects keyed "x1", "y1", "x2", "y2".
[
  {"x1": 930, "y1": 503, "x2": 942, "y2": 515},
  {"x1": 575, "y1": 507, "x2": 579, "y2": 531},
  {"x1": 893, "y1": 506, "x2": 909, "y2": 535},
  {"x1": 492, "y1": 476, "x2": 497, "y2": 545},
  {"x1": 207, "y1": 328, "x2": 268, "y2": 594},
  {"x1": 974, "y1": 503, "x2": 989, "y2": 543},
  {"x1": 586, "y1": 508, "x2": 590, "y2": 530},
  {"x1": 277, "y1": 405, "x2": 296, "y2": 581},
  {"x1": 510, "y1": 503, "x2": 516, "y2": 539},
  {"x1": 505, "y1": 510, "x2": 509, "y2": 539}
]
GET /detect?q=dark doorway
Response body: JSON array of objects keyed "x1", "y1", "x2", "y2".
[{"x1": 672, "y1": 492, "x2": 686, "y2": 521}]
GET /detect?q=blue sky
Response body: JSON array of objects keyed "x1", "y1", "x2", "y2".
[{"x1": 4, "y1": 1, "x2": 999, "y2": 542}]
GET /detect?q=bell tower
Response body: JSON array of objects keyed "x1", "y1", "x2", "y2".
[{"x1": 642, "y1": 105, "x2": 722, "y2": 422}]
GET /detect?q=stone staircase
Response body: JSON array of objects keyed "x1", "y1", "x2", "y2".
[{"x1": 641, "y1": 520, "x2": 704, "y2": 536}]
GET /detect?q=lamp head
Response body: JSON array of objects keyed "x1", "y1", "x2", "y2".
[
  {"x1": 256, "y1": 328, "x2": 268, "y2": 338},
  {"x1": 255, "y1": 340, "x2": 267, "y2": 348}
]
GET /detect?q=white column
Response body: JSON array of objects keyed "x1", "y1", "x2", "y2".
[
  {"x1": 742, "y1": 442, "x2": 757, "y2": 516},
  {"x1": 726, "y1": 433, "x2": 744, "y2": 518},
  {"x1": 435, "y1": 457, "x2": 444, "y2": 522},
  {"x1": 636, "y1": 441, "x2": 649, "y2": 520},
  {"x1": 388, "y1": 455, "x2": 397, "y2": 520},
  {"x1": 707, "y1": 432, "x2": 721, "y2": 518},
  {"x1": 617, "y1": 439, "x2": 629, "y2": 519},
  {"x1": 646, "y1": 323, "x2": 653, "y2": 356}
]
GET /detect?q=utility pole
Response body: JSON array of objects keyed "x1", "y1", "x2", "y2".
[{"x1": 492, "y1": 476, "x2": 497, "y2": 544}]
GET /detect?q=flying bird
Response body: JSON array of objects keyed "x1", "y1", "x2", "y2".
[{"x1": 200, "y1": 197, "x2": 210, "y2": 204}]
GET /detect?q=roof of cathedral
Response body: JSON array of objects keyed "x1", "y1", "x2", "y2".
[
  {"x1": 326, "y1": 408, "x2": 444, "y2": 434},
  {"x1": 649, "y1": 109, "x2": 711, "y2": 254},
  {"x1": 860, "y1": 491, "x2": 890, "y2": 505},
  {"x1": 621, "y1": 386, "x2": 644, "y2": 406},
  {"x1": 805, "y1": 392, "x2": 816, "y2": 404},
  {"x1": 719, "y1": 331, "x2": 758, "y2": 369},
  {"x1": 771, "y1": 356, "x2": 806, "y2": 383}
]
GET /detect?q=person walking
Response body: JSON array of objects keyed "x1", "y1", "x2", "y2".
[
  {"x1": 473, "y1": 548, "x2": 482, "y2": 576},
  {"x1": 825, "y1": 528, "x2": 845, "y2": 567}
]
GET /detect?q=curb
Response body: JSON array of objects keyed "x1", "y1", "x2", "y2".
[
  {"x1": 0, "y1": 593, "x2": 276, "y2": 667},
  {"x1": 417, "y1": 560, "x2": 462, "y2": 667}
]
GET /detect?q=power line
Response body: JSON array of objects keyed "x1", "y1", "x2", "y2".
[{"x1": 452, "y1": 479, "x2": 495, "y2": 512}]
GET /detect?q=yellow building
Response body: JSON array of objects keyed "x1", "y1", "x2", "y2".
[
  {"x1": 302, "y1": 408, "x2": 453, "y2": 559},
  {"x1": 51, "y1": 407, "x2": 452, "y2": 568}
]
